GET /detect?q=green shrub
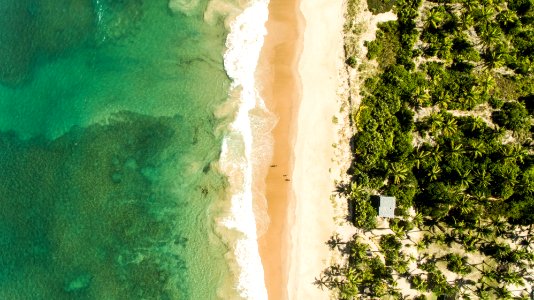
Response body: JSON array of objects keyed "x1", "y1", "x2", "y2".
[
  {"x1": 367, "y1": 0, "x2": 396, "y2": 14},
  {"x1": 345, "y1": 56, "x2": 358, "y2": 68},
  {"x1": 492, "y1": 101, "x2": 530, "y2": 131}
]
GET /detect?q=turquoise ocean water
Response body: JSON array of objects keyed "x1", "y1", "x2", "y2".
[{"x1": 0, "y1": 0, "x2": 243, "y2": 298}]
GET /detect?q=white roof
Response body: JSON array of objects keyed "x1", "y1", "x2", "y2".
[{"x1": 378, "y1": 196, "x2": 396, "y2": 218}]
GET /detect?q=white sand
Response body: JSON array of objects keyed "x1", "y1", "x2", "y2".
[{"x1": 287, "y1": 0, "x2": 346, "y2": 298}]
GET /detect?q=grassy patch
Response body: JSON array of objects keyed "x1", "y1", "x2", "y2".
[
  {"x1": 365, "y1": 21, "x2": 401, "y2": 69},
  {"x1": 493, "y1": 74, "x2": 523, "y2": 101},
  {"x1": 367, "y1": 0, "x2": 396, "y2": 14}
]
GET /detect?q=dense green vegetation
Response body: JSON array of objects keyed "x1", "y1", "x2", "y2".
[
  {"x1": 367, "y1": 0, "x2": 397, "y2": 14},
  {"x1": 321, "y1": 0, "x2": 534, "y2": 298}
]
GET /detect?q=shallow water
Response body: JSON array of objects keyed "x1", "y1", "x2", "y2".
[{"x1": 0, "y1": 0, "x2": 238, "y2": 298}]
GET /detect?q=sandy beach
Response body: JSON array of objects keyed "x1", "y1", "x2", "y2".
[
  {"x1": 256, "y1": 0, "x2": 302, "y2": 298},
  {"x1": 257, "y1": 0, "x2": 346, "y2": 298},
  {"x1": 289, "y1": 0, "x2": 346, "y2": 298}
]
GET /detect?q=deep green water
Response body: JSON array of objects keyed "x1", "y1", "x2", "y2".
[{"x1": 0, "y1": 0, "x2": 235, "y2": 298}]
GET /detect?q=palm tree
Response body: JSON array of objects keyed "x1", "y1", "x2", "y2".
[
  {"x1": 314, "y1": 275, "x2": 329, "y2": 290},
  {"x1": 437, "y1": 89, "x2": 453, "y2": 109},
  {"x1": 519, "y1": 172, "x2": 534, "y2": 196},
  {"x1": 474, "y1": 283, "x2": 492, "y2": 299},
  {"x1": 492, "y1": 285, "x2": 513, "y2": 299},
  {"x1": 499, "y1": 159, "x2": 520, "y2": 179},
  {"x1": 349, "y1": 181, "x2": 367, "y2": 197},
  {"x1": 431, "y1": 70, "x2": 444, "y2": 86},
  {"x1": 470, "y1": 116, "x2": 486, "y2": 131},
  {"x1": 469, "y1": 140, "x2": 486, "y2": 158},
  {"x1": 459, "y1": 11, "x2": 475, "y2": 30},
  {"x1": 389, "y1": 162, "x2": 410, "y2": 184},
  {"x1": 433, "y1": 232, "x2": 447, "y2": 245},
  {"x1": 461, "y1": 0, "x2": 480, "y2": 12},
  {"x1": 496, "y1": 10, "x2": 519, "y2": 32},
  {"x1": 431, "y1": 145, "x2": 444, "y2": 164},
  {"x1": 427, "y1": 268, "x2": 454, "y2": 295},
  {"x1": 499, "y1": 144, "x2": 526, "y2": 164},
  {"x1": 459, "y1": 233, "x2": 479, "y2": 252},
  {"x1": 423, "y1": 218, "x2": 446, "y2": 233},
  {"x1": 413, "y1": 147, "x2": 430, "y2": 169},
  {"x1": 458, "y1": 170, "x2": 473, "y2": 189},
  {"x1": 445, "y1": 253, "x2": 472, "y2": 275},
  {"x1": 327, "y1": 233, "x2": 346, "y2": 251},
  {"x1": 442, "y1": 118, "x2": 458, "y2": 137},
  {"x1": 499, "y1": 269, "x2": 524, "y2": 285},
  {"x1": 450, "y1": 278, "x2": 477, "y2": 296},
  {"x1": 338, "y1": 267, "x2": 360, "y2": 299},
  {"x1": 436, "y1": 37, "x2": 454, "y2": 61},
  {"x1": 462, "y1": 91, "x2": 480, "y2": 109},
  {"x1": 490, "y1": 218, "x2": 509, "y2": 236},
  {"x1": 412, "y1": 212, "x2": 424, "y2": 228},
  {"x1": 415, "y1": 240, "x2": 427, "y2": 251},
  {"x1": 413, "y1": 87, "x2": 432, "y2": 107},
  {"x1": 429, "y1": 164, "x2": 442, "y2": 181},
  {"x1": 410, "y1": 274, "x2": 429, "y2": 291},
  {"x1": 316, "y1": 264, "x2": 345, "y2": 290},
  {"x1": 349, "y1": 240, "x2": 369, "y2": 260},
  {"x1": 478, "y1": 73, "x2": 495, "y2": 95},
  {"x1": 449, "y1": 141, "x2": 465, "y2": 159},
  {"x1": 368, "y1": 279, "x2": 388, "y2": 298},
  {"x1": 474, "y1": 7, "x2": 495, "y2": 27},
  {"x1": 479, "y1": 0, "x2": 495, "y2": 6},
  {"x1": 476, "y1": 221, "x2": 494, "y2": 239},
  {"x1": 453, "y1": 204, "x2": 473, "y2": 227},
  {"x1": 425, "y1": 8, "x2": 446, "y2": 29},
  {"x1": 478, "y1": 23, "x2": 502, "y2": 49},
  {"x1": 394, "y1": 256, "x2": 411, "y2": 276},
  {"x1": 428, "y1": 112, "x2": 444, "y2": 134},
  {"x1": 474, "y1": 168, "x2": 492, "y2": 188},
  {"x1": 483, "y1": 47, "x2": 505, "y2": 69}
]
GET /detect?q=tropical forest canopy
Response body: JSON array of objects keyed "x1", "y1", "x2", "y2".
[{"x1": 320, "y1": 0, "x2": 534, "y2": 297}]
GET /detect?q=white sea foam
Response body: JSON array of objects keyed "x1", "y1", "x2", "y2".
[{"x1": 218, "y1": 0, "x2": 271, "y2": 299}]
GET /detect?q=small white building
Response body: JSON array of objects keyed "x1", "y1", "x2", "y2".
[{"x1": 378, "y1": 196, "x2": 396, "y2": 218}]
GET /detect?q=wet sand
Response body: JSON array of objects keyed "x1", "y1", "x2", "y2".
[{"x1": 256, "y1": 0, "x2": 303, "y2": 298}]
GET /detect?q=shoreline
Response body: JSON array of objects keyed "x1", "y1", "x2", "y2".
[
  {"x1": 218, "y1": 1, "x2": 271, "y2": 299},
  {"x1": 256, "y1": 0, "x2": 346, "y2": 298},
  {"x1": 256, "y1": 0, "x2": 303, "y2": 298}
]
